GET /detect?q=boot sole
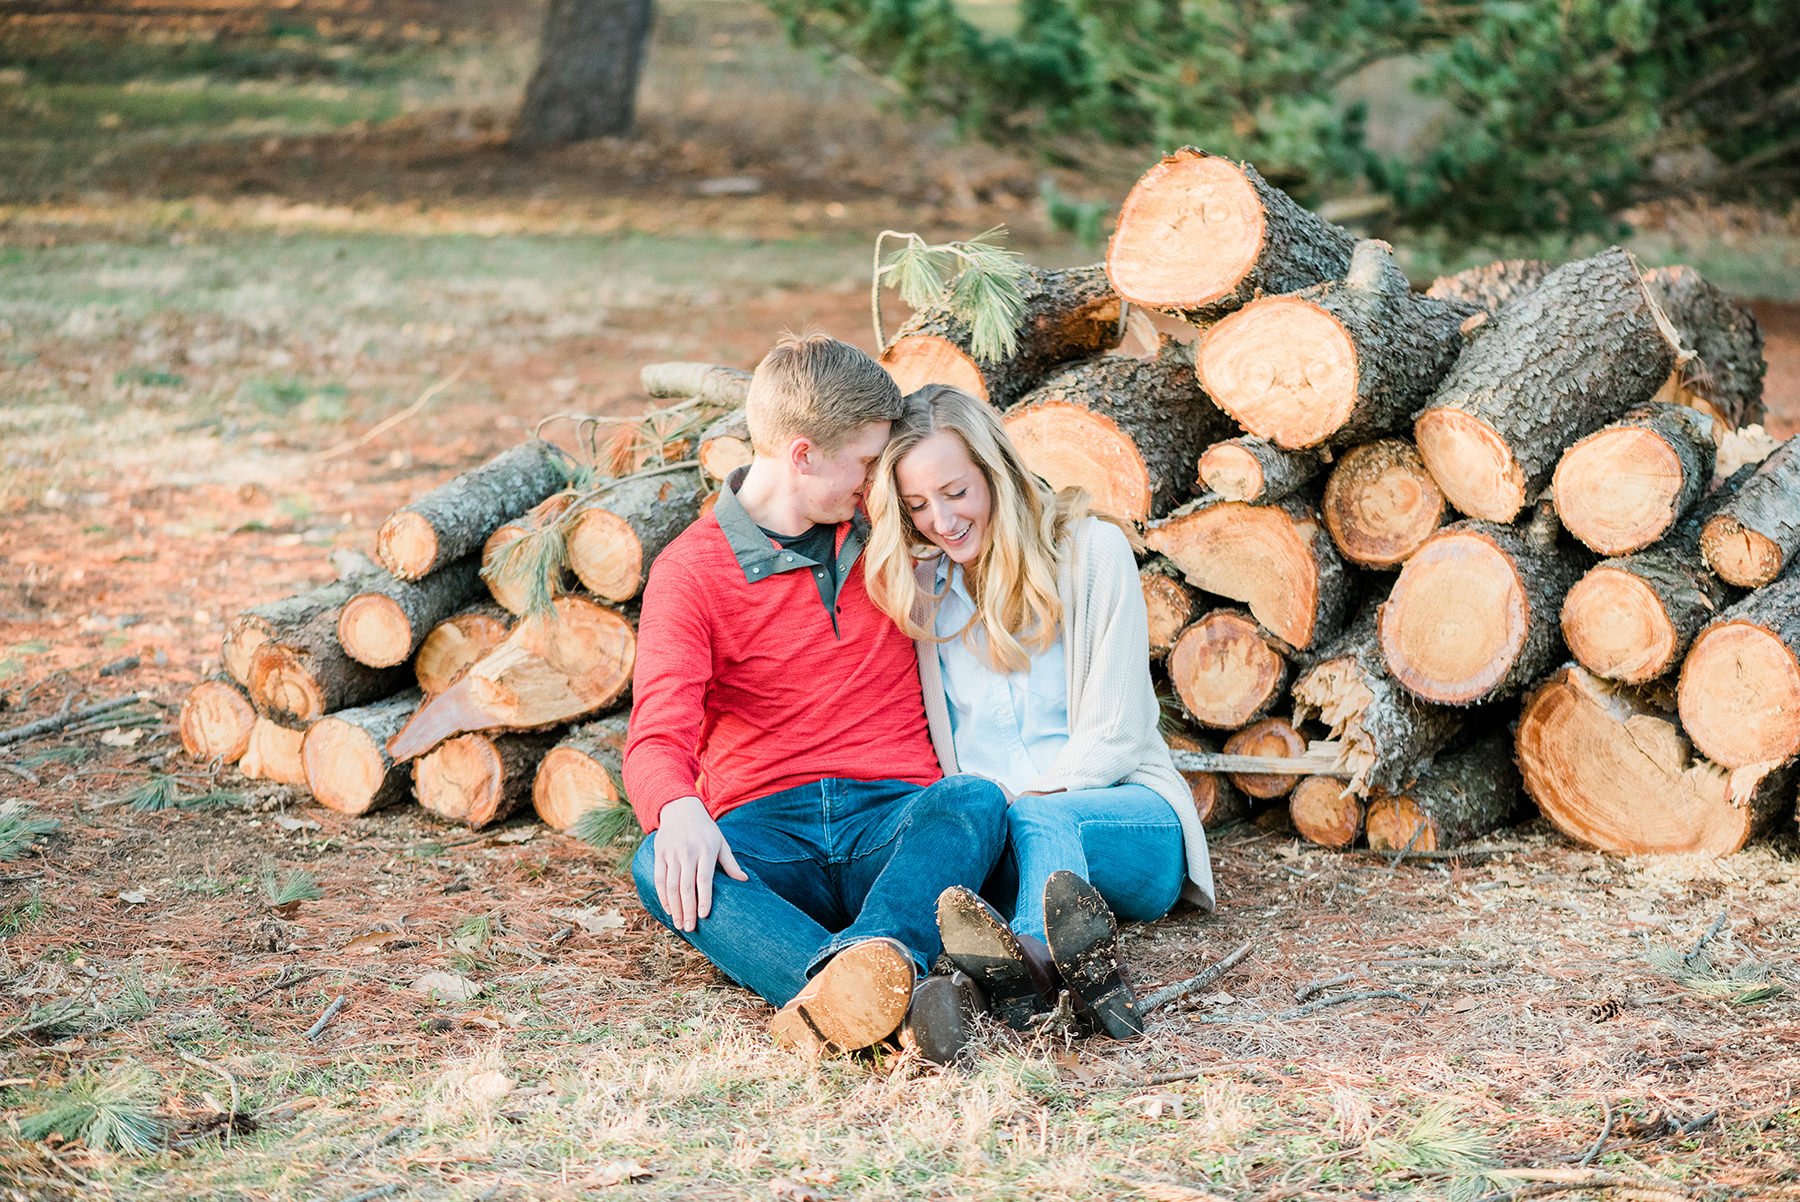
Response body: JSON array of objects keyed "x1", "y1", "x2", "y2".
[
  {"x1": 1043, "y1": 872, "x2": 1144, "y2": 1041},
  {"x1": 937, "y1": 887, "x2": 1039, "y2": 1030},
  {"x1": 769, "y1": 938, "x2": 915, "y2": 1054},
  {"x1": 902, "y1": 973, "x2": 978, "y2": 1065}
]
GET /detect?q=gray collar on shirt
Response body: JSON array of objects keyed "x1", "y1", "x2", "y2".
[{"x1": 714, "y1": 465, "x2": 867, "y2": 584}]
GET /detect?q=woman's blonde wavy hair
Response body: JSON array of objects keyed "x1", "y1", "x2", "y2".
[{"x1": 864, "y1": 385, "x2": 1087, "y2": 674}]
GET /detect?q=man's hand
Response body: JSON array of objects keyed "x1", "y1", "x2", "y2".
[{"x1": 653, "y1": 795, "x2": 749, "y2": 932}]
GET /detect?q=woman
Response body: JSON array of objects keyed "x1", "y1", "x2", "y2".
[{"x1": 865, "y1": 385, "x2": 1215, "y2": 1040}]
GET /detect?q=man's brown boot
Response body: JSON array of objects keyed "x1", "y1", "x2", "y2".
[
  {"x1": 768, "y1": 937, "x2": 915, "y2": 1055},
  {"x1": 899, "y1": 970, "x2": 985, "y2": 1066}
]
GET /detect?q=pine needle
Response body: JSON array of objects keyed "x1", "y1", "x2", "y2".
[
  {"x1": 480, "y1": 515, "x2": 570, "y2": 619},
  {"x1": 18, "y1": 1062, "x2": 164, "y2": 1155},
  {"x1": 571, "y1": 800, "x2": 646, "y2": 871},
  {"x1": 0, "y1": 800, "x2": 59, "y2": 861},
  {"x1": 872, "y1": 227, "x2": 1028, "y2": 361},
  {"x1": 1366, "y1": 1103, "x2": 1494, "y2": 1178},
  {"x1": 124, "y1": 776, "x2": 180, "y2": 813},
  {"x1": 261, "y1": 865, "x2": 324, "y2": 908}
]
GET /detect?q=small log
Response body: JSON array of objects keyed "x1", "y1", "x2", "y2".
[
  {"x1": 387, "y1": 596, "x2": 637, "y2": 761},
  {"x1": 1414, "y1": 247, "x2": 1683, "y2": 522},
  {"x1": 1140, "y1": 557, "x2": 1198, "y2": 660},
  {"x1": 1378, "y1": 512, "x2": 1587, "y2": 706},
  {"x1": 1289, "y1": 775, "x2": 1364, "y2": 849},
  {"x1": 301, "y1": 691, "x2": 421, "y2": 816},
  {"x1": 1106, "y1": 148, "x2": 1355, "y2": 323},
  {"x1": 697, "y1": 408, "x2": 752, "y2": 484},
  {"x1": 414, "y1": 729, "x2": 563, "y2": 829},
  {"x1": 240, "y1": 716, "x2": 308, "y2": 788},
  {"x1": 376, "y1": 440, "x2": 575, "y2": 581},
  {"x1": 221, "y1": 550, "x2": 384, "y2": 686},
  {"x1": 482, "y1": 493, "x2": 577, "y2": 615},
  {"x1": 881, "y1": 264, "x2": 1124, "y2": 408},
  {"x1": 1165, "y1": 728, "x2": 1248, "y2": 829},
  {"x1": 1002, "y1": 341, "x2": 1235, "y2": 525},
  {"x1": 1196, "y1": 436, "x2": 1324, "y2": 504},
  {"x1": 564, "y1": 472, "x2": 709, "y2": 602},
  {"x1": 1223, "y1": 718, "x2": 1307, "y2": 799},
  {"x1": 1698, "y1": 435, "x2": 1800, "y2": 588},
  {"x1": 1677, "y1": 568, "x2": 1800, "y2": 769},
  {"x1": 1364, "y1": 735, "x2": 1522, "y2": 853},
  {"x1": 247, "y1": 577, "x2": 413, "y2": 728},
  {"x1": 1167, "y1": 610, "x2": 1289, "y2": 730},
  {"x1": 1519, "y1": 664, "x2": 1793, "y2": 855},
  {"x1": 178, "y1": 677, "x2": 256, "y2": 765},
  {"x1": 1198, "y1": 239, "x2": 1472, "y2": 449},
  {"x1": 1561, "y1": 551, "x2": 1732, "y2": 685},
  {"x1": 1551, "y1": 403, "x2": 1718, "y2": 555},
  {"x1": 336, "y1": 555, "x2": 485, "y2": 668},
  {"x1": 1321, "y1": 438, "x2": 1446, "y2": 569},
  {"x1": 640, "y1": 362, "x2": 751, "y2": 407},
  {"x1": 1643, "y1": 265, "x2": 1766, "y2": 431},
  {"x1": 1423, "y1": 259, "x2": 1554, "y2": 314},
  {"x1": 1145, "y1": 494, "x2": 1349, "y2": 650},
  {"x1": 415, "y1": 603, "x2": 511, "y2": 698},
  {"x1": 532, "y1": 713, "x2": 630, "y2": 831}
]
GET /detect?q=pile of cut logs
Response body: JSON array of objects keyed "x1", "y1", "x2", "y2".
[{"x1": 181, "y1": 146, "x2": 1800, "y2": 859}]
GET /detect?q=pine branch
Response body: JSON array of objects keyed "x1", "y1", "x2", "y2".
[
  {"x1": 872, "y1": 227, "x2": 1028, "y2": 364},
  {"x1": 261, "y1": 865, "x2": 324, "y2": 908},
  {"x1": 17, "y1": 1063, "x2": 164, "y2": 1155},
  {"x1": 0, "y1": 801, "x2": 59, "y2": 861}
]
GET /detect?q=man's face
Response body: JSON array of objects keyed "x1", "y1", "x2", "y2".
[{"x1": 797, "y1": 420, "x2": 891, "y2": 525}]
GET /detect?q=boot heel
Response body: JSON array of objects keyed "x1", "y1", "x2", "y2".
[{"x1": 1042, "y1": 871, "x2": 1143, "y2": 1041}]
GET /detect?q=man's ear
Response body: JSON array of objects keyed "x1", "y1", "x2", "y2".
[{"x1": 787, "y1": 436, "x2": 818, "y2": 475}]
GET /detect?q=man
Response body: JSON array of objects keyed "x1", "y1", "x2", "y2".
[{"x1": 624, "y1": 332, "x2": 1007, "y2": 1060}]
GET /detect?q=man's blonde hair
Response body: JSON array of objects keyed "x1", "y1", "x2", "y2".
[{"x1": 745, "y1": 331, "x2": 904, "y2": 455}]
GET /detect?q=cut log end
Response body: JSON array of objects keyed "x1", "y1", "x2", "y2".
[
  {"x1": 879, "y1": 334, "x2": 989, "y2": 403},
  {"x1": 698, "y1": 435, "x2": 752, "y2": 483},
  {"x1": 415, "y1": 733, "x2": 508, "y2": 827},
  {"x1": 1552, "y1": 426, "x2": 1687, "y2": 554},
  {"x1": 1141, "y1": 571, "x2": 1197, "y2": 659},
  {"x1": 1107, "y1": 152, "x2": 1264, "y2": 312},
  {"x1": 1378, "y1": 531, "x2": 1530, "y2": 705},
  {"x1": 1290, "y1": 775, "x2": 1364, "y2": 849},
  {"x1": 247, "y1": 644, "x2": 329, "y2": 725},
  {"x1": 1700, "y1": 514, "x2": 1785, "y2": 588},
  {"x1": 375, "y1": 510, "x2": 440, "y2": 581},
  {"x1": 416, "y1": 611, "x2": 510, "y2": 698},
  {"x1": 532, "y1": 745, "x2": 624, "y2": 831},
  {"x1": 1199, "y1": 298, "x2": 1357, "y2": 448},
  {"x1": 1322, "y1": 439, "x2": 1445, "y2": 568},
  {"x1": 1168, "y1": 612, "x2": 1286, "y2": 729},
  {"x1": 337, "y1": 594, "x2": 414, "y2": 669},
  {"x1": 302, "y1": 719, "x2": 391, "y2": 815},
  {"x1": 1196, "y1": 442, "x2": 1264, "y2": 502},
  {"x1": 1560, "y1": 567, "x2": 1678, "y2": 684},
  {"x1": 1365, "y1": 796, "x2": 1440, "y2": 853},
  {"x1": 1165, "y1": 729, "x2": 1247, "y2": 829},
  {"x1": 1222, "y1": 718, "x2": 1307, "y2": 798},
  {"x1": 565, "y1": 507, "x2": 646, "y2": 602},
  {"x1": 1414, "y1": 408, "x2": 1526, "y2": 523},
  {"x1": 1146, "y1": 501, "x2": 1327, "y2": 649},
  {"x1": 1003, "y1": 402, "x2": 1151, "y2": 525},
  {"x1": 1678, "y1": 620, "x2": 1800, "y2": 769},
  {"x1": 240, "y1": 717, "x2": 307, "y2": 787},
  {"x1": 179, "y1": 680, "x2": 256, "y2": 764}
]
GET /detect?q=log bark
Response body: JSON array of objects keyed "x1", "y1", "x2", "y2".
[
  {"x1": 565, "y1": 471, "x2": 709, "y2": 602},
  {"x1": 248, "y1": 587, "x2": 414, "y2": 726},
  {"x1": 221, "y1": 550, "x2": 384, "y2": 686},
  {"x1": 376, "y1": 440, "x2": 575, "y2": 581},
  {"x1": 1289, "y1": 775, "x2": 1364, "y2": 849},
  {"x1": 1198, "y1": 239, "x2": 1473, "y2": 449},
  {"x1": 881, "y1": 264, "x2": 1124, "y2": 408},
  {"x1": 1423, "y1": 259, "x2": 1554, "y2": 314},
  {"x1": 1414, "y1": 247, "x2": 1683, "y2": 522},
  {"x1": 1165, "y1": 728, "x2": 1248, "y2": 829},
  {"x1": 1166, "y1": 609, "x2": 1289, "y2": 730},
  {"x1": 641, "y1": 362, "x2": 751, "y2": 407},
  {"x1": 1222, "y1": 718, "x2": 1307, "y2": 799},
  {"x1": 415, "y1": 729, "x2": 563, "y2": 829},
  {"x1": 697, "y1": 408, "x2": 752, "y2": 484},
  {"x1": 1364, "y1": 735, "x2": 1522, "y2": 853},
  {"x1": 1196, "y1": 436, "x2": 1324, "y2": 504},
  {"x1": 1519, "y1": 664, "x2": 1793, "y2": 855},
  {"x1": 336, "y1": 555, "x2": 485, "y2": 668},
  {"x1": 1561, "y1": 550, "x2": 1732, "y2": 685},
  {"x1": 1321, "y1": 438, "x2": 1446, "y2": 569},
  {"x1": 240, "y1": 716, "x2": 307, "y2": 788},
  {"x1": 1140, "y1": 557, "x2": 1198, "y2": 660},
  {"x1": 532, "y1": 712, "x2": 630, "y2": 831},
  {"x1": 482, "y1": 494, "x2": 578, "y2": 616},
  {"x1": 415, "y1": 603, "x2": 511, "y2": 698},
  {"x1": 178, "y1": 677, "x2": 256, "y2": 765},
  {"x1": 1551, "y1": 403, "x2": 1718, "y2": 555},
  {"x1": 1002, "y1": 340, "x2": 1234, "y2": 525},
  {"x1": 1643, "y1": 265, "x2": 1766, "y2": 431},
  {"x1": 1145, "y1": 494, "x2": 1350, "y2": 650},
  {"x1": 1699, "y1": 434, "x2": 1800, "y2": 587},
  {"x1": 1106, "y1": 148, "x2": 1356, "y2": 323},
  {"x1": 1378, "y1": 512, "x2": 1587, "y2": 706},
  {"x1": 301, "y1": 691, "x2": 420, "y2": 816},
  {"x1": 1677, "y1": 568, "x2": 1800, "y2": 769},
  {"x1": 387, "y1": 596, "x2": 637, "y2": 761}
]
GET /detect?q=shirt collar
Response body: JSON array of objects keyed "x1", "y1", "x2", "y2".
[{"x1": 714, "y1": 465, "x2": 867, "y2": 585}]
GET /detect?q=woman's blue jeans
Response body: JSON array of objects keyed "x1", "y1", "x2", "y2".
[{"x1": 632, "y1": 774, "x2": 1007, "y2": 1007}]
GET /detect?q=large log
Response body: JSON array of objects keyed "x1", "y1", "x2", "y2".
[
  {"x1": 1551, "y1": 403, "x2": 1718, "y2": 555},
  {"x1": 415, "y1": 729, "x2": 563, "y2": 829},
  {"x1": 415, "y1": 603, "x2": 512, "y2": 698},
  {"x1": 1166, "y1": 609, "x2": 1289, "y2": 730},
  {"x1": 482, "y1": 493, "x2": 577, "y2": 615},
  {"x1": 1423, "y1": 259, "x2": 1554, "y2": 314},
  {"x1": 376, "y1": 440, "x2": 576, "y2": 581},
  {"x1": 1196, "y1": 436, "x2": 1324, "y2": 504},
  {"x1": 1677, "y1": 569, "x2": 1800, "y2": 769},
  {"x1": 1643, "y1": 265, "x2": 1766, "y2": 431},
  {"x1": 1519, "y1": 665, "x2": 1793, "y2": 855},
  {"x1": 641, "y1": 362, "x2": 751, "y2": 408},
  {"x1": 1002, "y1": 342, "x2": 1235, "y2": 526},
  {"x1": 1222, "y1": 718, "x2": 1307, "y2": 799},
  {"x1": 248, "y1": 592, "x2": 413, "y2": 726},
  {"x1": 564, "y1": 472, "x2": 709, "y2": 603},
  {"x1": 387, "y1": 596, "x2": 637, "y2": 761},
  {"x1": 1140, "y1": 557, "x2": 1198, "y2": 660},
  {"x1": 1698, "y1": 435, "x2": 1800, "y2": 588},
  {"x1": 1106, "y1": 148, "x2": 1355, "y2": 323},
  {"x1": 240, "y1": 716, "x2": 308, "y2": 788},
  {"x1": 1414, "y1": 247, "x2": 1683, "y2": 522},
  {"x1": 1198, "y1": 239, "x2": 1472, "y2": 449},
  {"x1": 336, "y1": 555, "x2": 485, "y2": 668},
  {"x1": 1320, "y1": 438, "x2": 1446, "y2": 569},
  {"x1": 1364, "y1": 735, "x2": 1521, "y2": 853},
  {"x1": 178, "y1": 677, "x2": 256, "y2": 766},
  {"x1": 1144, "y1": 494, "x2": 1349, "y2": 650},
  {"x1": 220, "y1": 549, "x2": 383, "y2": 686},
  {"x1": 1378, "y1": 512, "x2": 1587, "y2": 706},
  {"x1": 301, "y1": 691, "x2": 420, "y2": 816},
  {"x1": 881, "y1": 264, "x2": 1124, "y2": 408},
  {"x1": 1289, "y1": 775, "x2": 1364, "y2": 849},
  {"x1": 1165, "y1": 728, "x2": 1248, "y2": 830},
  {"x1": 532, "y1": 713, "x2": 629, "y2": 832},
  {"x1": 1561, "y1": 550, "x2": 1732, "y2": 685}
]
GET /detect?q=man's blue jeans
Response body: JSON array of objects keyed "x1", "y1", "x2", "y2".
[{"x1": 632, "y1": 775, "x2": 1008, "y2": 1007}]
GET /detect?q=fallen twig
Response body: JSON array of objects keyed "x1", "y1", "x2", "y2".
[
  {"x1": 0, "y1": 761, "x2": 41, "y2": 785},
  {"x1": 304, "y1": 994, "x2": 348, "y2": 1040},
  {"x1": 176, "y1": 1048, "x2": 242, "y2": 1141},
  {"x1": 1676, "y1": 1108, "x2": 1718, "y2": 1135},
  {"x1": 246, "y1": 966, "x2": 326, "y2": 1003},
  {"x1": 318, "y1": 366, "x2": 465, "y2": 461},
  {"x1": 1387, "y1": 821, "x2": 1428, "y2": 870},
  {"x1": 1474, "y1": 1166, "x2": 1693, "y2": 1202},
  {"x1": 338, "y1": 1185, "x2": 401, "y2": 1202},
  {"x1": 1141, "y1": 940, "x2": 1255, "y2": 1013},
  {"x1": 1684, "y1": 912, "x2": 1729, "y2": 968},
  {"x1": 1294, "y1": 972, "x2": 1354, "y2": 1002},
  {"x1": 0, "y1": 695, "x2": 143, "y2": 748},
  {"x1": 1577, "y1": 1099, "x2": 1615, "y2": 1166},
  {"x1": 1281, "y1": 989, "x2": 1417, "y2": 1019},
  {"x1": 342, "y1": 1123, "x2": 413, "y2": 1166}
]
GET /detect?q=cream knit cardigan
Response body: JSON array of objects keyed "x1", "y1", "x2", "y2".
[{"x1": 913, "y1": 516, "x2": 1217, "y2": 911}]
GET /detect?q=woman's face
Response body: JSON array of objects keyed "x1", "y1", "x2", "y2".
[{"x1": 894, "y1": 430, "x2": 992, "y2": 566}]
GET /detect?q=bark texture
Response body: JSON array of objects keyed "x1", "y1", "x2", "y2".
[
  {"x1": 565, "y1": 472, "x2": 709, "y2": 602},
  {"x1": 221, "y1": 550, "x2": 383, "y2": 685},
  {"x1": 1677, "y1": 568, "x2": 1800, "y2": 769},
  {"x1": 1197, "y1": 436, "x2": 1324, "y2": 504},
  {"x1": 1699, "y1": 435, "x2": 1800, "y2": 587},
  {"x1": 1644, "y1": 264, "x2": 1766, "y2": 431},
  {"x1": 1364, "y1": 735, "x2": 1521, "y2": 853},
  {"x1": 337, "y1": 555, "x2": 485, "y2": 668},
  {"x1": 179, "y1": 676, "x2": 256, "y2": 765},
  {"x1": 301, "y1": 690, "x2": 420, "y2": 816},
  {"x1": 1321, "y1": 438, "x2": 1445, "y2": 569},
  {"x1": 641, "y1": 363, "x2": 752, "y2": 407},
  {"x1": 511, "y1": 0, "x2": 654, "y2": 148},
  {"x1": 415, "y1": 730, "x2": 564, "y2": 829},
  {"x1": 247, "y1": 592, "x2": 413, "y2": 726},
  {"x1": 376, "y1": 440, "x2": 575, "y2": 580},
  {"x1": 532, "y1": 712, "x2": 630, "y2": 831},
  {"x1": 1552, "y1": 403, "x2": 1718, "y2": 555},
  {"x1": 1424, "y1": 259, "x2": 1554, "y2": 313}
]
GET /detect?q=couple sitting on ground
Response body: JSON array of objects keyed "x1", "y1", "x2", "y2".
[{"x1": 622, "y1": 332, "x2": 1215, "y2": 1062}]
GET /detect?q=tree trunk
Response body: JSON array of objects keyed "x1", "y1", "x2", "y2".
[
  {"x1": 881, "y1": 264, "x2": 1124, "y2": 408},
  {"x1": 178, "y1": 676, "x2": 256, "y2": 766},
  {"x1": 1551, "y1": 403, "x2": 1717, "y2": 555},
  {"x1": 240, "y1": 716, "x2": 308, "y2": 787},
  {"x1": 1002, "y1": 339, "x2": 1233, "y2": 525},
  {"x1": 415, "y1": 730, "x2": 564, "y2": 829},
  {"x1": 247, "y1": 589, "x2": 414, "y2": 726},
  {"x1": 511, "y1": 0, "x2": 655, "y2": 149},
  {"x1": 696, "y1": 408, "x2": 753, "y2": 484},
  {"x1": 220, "y1": 550, "x2": 383, "y2": 685},
  {"x1": 1378, "y1": 511, "x2": 1587, "y2": 705},
  {"x1": 301, "y1": 691, "x2": 421, "y2": 816},
  {"x1": 1423, "y1": 259, "x2": 1553, "y2": 314},
  {"x1": 483, "y1": 494, "x2": 578, "y2": 615},
  {"x1": 1519, "y1": 664, "x2": 1792, "y2": 855},
  {"x1": 1320, "y1": 438, "x2": 1446, "y2": 569},
  {"x1": 387, "y1": 596, "x2": 637, "y2": 761},
  {"x1": 1643, "y1": 264, "x2": 1766, "y2": 431},
  {"x1": 1414, "y1": 247, "x2": 1683, "y2": 522},
  {"x1": 1561, "y1": 550, "x2": 1733, "y2": 685},
  {"x1": 376, "y1": 440, "x2": 575, "y2": 581},
  {"x1": 415, "y1": 603, "x2": 512, "y2": 698},
  {"x1": 1199, "y1": 240, "x2": 1473, "y2": 449},
  {"x1": 1107, "y1": 148, "x2": 1355, "y2": 323},
  {"x1": 1140, "y1": 557, "x2": 1198, "y2": 660},
  {"x1": 1677, "y1": 568, "x2": 1800, "y2": 769},
  {"x1": 1364, "y1": 735, "x2": 1521, "y2": 853},
  {"x1": 337, "y1": 555, "x2": 485, "y2": 668},
  {"x1": 564, "y1": 471, "x2": 708, "y2": 602},
  {"x1": 1289, "y1": 775, "x2": 1364, "y2": 849},
  {"x1": 1699, "y1": 434, "x2": 1800, "y2": 588},
  {"x1": 1222, "y1": 717, "x2": 1307, "y2": 799},
  {"x1": 1165, "y1": 728, "x2": 1248, "y2": 829},
  {"x1": 1166, "y1": 609, "x2": 1289, "y2": 729},
  {"x1": 1196, "y1": 436, "x2": 1324, "y2": 504},
  {"x1": 1145, "y1": 494, "x2": 1350, "y2": 650},
  {"x1": 532, "y1": 712, "x2": 630, "y2": 831}
]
